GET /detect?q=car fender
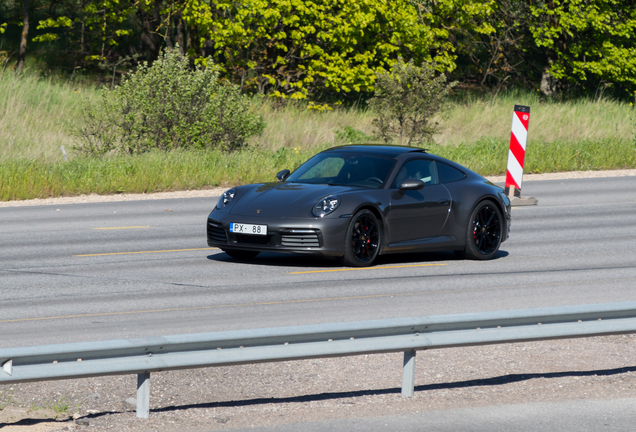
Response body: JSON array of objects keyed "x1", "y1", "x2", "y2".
[
  {"x1": 443, "y1": 181, "x2": 507, "y2": 244},
  {"x1": 334, "y1": 189, "x2": 391, "y2": 252}
]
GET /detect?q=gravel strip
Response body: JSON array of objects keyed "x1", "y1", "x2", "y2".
[
  {"x1": 2, "y1": 335, "x2": 636, "y2": 431},
  {"x1": 2, "y1": 169, "x2": 636, "y2": 208}
]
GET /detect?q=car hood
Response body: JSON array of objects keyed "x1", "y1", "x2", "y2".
[{"x1": 229, "y1": 182, "x2": 352, "y2": 218}]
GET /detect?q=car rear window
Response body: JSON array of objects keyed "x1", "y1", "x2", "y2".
[{"x1": 437, "y1": 162, "x2": 466, "y2": 184}]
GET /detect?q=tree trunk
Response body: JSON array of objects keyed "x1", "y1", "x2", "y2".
[
  {"x1": 165, "y1": 11, "x2": 173, "y2": 50},
  {"x1": 175, "y1": 12, "x2": 185, "y2": 55},
  {"x1": 139, "y1": 3, "x2": 162, "y2": 61},
  {"x1": 16, "y1": 0, "x2": 29, "y2": 72},
  {"x1": 540, "y1": 56, "x2": 556, "y2": 96},
  {"x1": 80, "y1": 0, "x2": 85, "y2": 55}
]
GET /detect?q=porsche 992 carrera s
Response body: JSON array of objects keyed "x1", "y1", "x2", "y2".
[{"x1": 207, "y1": 145, "x2": 511, "y2": 266}]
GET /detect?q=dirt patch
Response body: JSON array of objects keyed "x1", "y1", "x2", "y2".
[{"x1": 0, "y1": 406, "x2": 71, "y2": 431}]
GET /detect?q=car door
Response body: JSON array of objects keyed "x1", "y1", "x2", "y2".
[{"x1": 387, "y1": 158, "x2": 451, "y2": 244}]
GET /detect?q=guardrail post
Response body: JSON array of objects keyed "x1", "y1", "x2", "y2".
[
  {"x1": 136, "y1": 372, "x2": 150, "y2": 418},
  {"x1": 401, "y1": 350, "x2": 416, "y2": 397}
]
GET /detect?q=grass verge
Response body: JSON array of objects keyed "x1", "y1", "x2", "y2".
[
  {"x1": 2, "y1": 139, "x2": 634, "y2": 201},
  {"x1": 1, "y1": 70, "x2": 635, "y2": 201},
  {"x1": 0, "y1": 147, "x2": 312, "y2": 201}
]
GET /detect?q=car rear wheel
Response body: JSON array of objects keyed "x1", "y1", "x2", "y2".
[
  {"x1": 462, "y1": 200, "x2": 503, "y2": 260},
  {"x1": 223, "y1": 249, "x2": 260, "y2": 260},
  {"x1": 342, "y1": 209, "x2": 381, "y2": 267}
]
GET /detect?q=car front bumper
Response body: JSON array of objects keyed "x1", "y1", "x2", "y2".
[{"x1": 207, "y1": 214, "x2": 350, "y2": 256}]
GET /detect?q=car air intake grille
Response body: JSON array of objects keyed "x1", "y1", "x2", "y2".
[
  {"x1": 207, "y1": 221, "x2": 227, "y2": 243},
  {"x1": 236, "y1": 234, "x2": 270, "y2": 245},
  {"x1": 281, "y1": 230, "x2": 320, "y2": 247}
]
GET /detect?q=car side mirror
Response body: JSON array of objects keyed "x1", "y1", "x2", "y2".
[
  {"x1": 399, "y1": 179, "x2": 425, "y2": 190},
  {"x1": 276, "y1": 169, "x2": 291, "y2": 182}
]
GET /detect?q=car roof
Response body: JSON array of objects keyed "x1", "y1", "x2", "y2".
[{"x1": 321, "y1": 145, "x2": 425, "y2": 158}]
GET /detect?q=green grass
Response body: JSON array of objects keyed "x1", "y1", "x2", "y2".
[
  {"x1": 429, "y1": 138, "x2": 636, "y2": 174},
  {"x1": 49, "y1": 397, "x2": 71, "y2": 414},
  {"x1": 0, "y1": 148, "x2": 313, "y2": 201},
  {"x1": 3, "y1": 139, "x2": 634, "y2": 201},
  {"x1": 1, "y1": 69, "x2": 635, "y2": 201}
]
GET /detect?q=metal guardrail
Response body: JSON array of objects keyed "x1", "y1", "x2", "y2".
[{"x1": 2, "y1": 302, "x2": 636, "y2": 418}]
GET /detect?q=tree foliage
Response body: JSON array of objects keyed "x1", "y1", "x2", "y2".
[
  {"x1": 74, "y1": 48, "x2": 264, "y2": 155},
  {"x1": 368, "y1": 58, "x2": 457, "y2": 145},
  {"x1": 203, "y1": 0, "x2": 494, "y2": 99},
  {"x1": 0, "y1": 0, "x2": 635, "y2": 99},
  {"x1": 529, "y1": 0, "x2": 636, "y2": 95}
]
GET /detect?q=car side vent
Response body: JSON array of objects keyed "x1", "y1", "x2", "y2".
[
  {"x1": 281, "y1": 230, "x2": 321, "y2": 247},
  {"x1": 207, "y1": 221, "x2": 227, "y2": 243}
]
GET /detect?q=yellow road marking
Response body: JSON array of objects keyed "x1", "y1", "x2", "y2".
[
  {"x1": 2, "y1": 276, "x2": 634, "y2": 324},
  {"x1": 289, "y1": 263, "x2": 446, "y2": 274},
  {"x1": 93, "y1": 226, "x2": 151, "y2": 230},
  {"x1": 74, "y1": 247, "x2": 218, "y2": 257}
]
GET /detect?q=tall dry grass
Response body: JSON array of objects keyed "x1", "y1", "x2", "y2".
[
  {"x1": 248, "y1": 99, "x2": 375, "y2": 150},
  {"x1": 0, "y1": 71, "x2": 95, "y2": 161},
  {"x1": 1, "y1": 70, "x2": 633, "y2": 161},
  {"x1": 434, "y1": 90, "x2": 634, "y2": 145}
]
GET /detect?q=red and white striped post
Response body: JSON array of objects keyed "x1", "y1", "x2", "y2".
[{"x1": 504, "y1": 105, "x2": 537, "y2": 206}]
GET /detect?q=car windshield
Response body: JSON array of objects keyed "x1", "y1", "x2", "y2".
[{"x1": 286, "y1": 151, "x2": 395, "y2": 189}]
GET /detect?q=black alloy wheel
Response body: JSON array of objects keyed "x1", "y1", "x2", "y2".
[
  {"x1": 462, "y1": 200, "x2": 503, "y2": 260},
  {"x1": 343, "y1": 209, "x2": 381, "y2": 267},
  {"x1": 223, "y1": 249, "x2": 260, "y2": 260}
]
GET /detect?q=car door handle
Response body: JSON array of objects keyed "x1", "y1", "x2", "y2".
[{"x1": 437, "y1": 200, "x2": 450, "y2": 206}]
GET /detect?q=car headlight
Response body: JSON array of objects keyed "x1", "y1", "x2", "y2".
[
  {"x1": 216, "y1": 188, "x2": 237, "y2": 209},
  {"x1": 312, "y1": 196, "x2": 341, "y2": 217}
]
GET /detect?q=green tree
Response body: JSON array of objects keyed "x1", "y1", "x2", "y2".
[
  {"x1": 529, "y1": 0, "x2": 636, "y2": 96},
  {"x1": 368, "y1": 58, "x2": 457, "y2": 145},
  {"x1": 453, "y1": 1, "x2": 542, "y2": 91},
  {"x1": 204, "y1": 0, "x2": 494, "y2": 100},
  {"x1": 2, "y1": 0, "x2": 495, "y2": 98}
]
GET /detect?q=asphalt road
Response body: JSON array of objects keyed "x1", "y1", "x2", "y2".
[{"x1": 1, "y1": 176, "x2": 635, "y2": 348}]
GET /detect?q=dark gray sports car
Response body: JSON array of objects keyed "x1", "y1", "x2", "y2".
[{"x1": 207, "y1": 145, "x2": 511, "y2": 266}]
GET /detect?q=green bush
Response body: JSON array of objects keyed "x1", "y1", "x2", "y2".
[
  {"x1": 368, "y1": 58, "x2": 457, "y2": 146},
  {"x1": 74, "y1": 48, "x2": 265, "y2": 155},
  {"x1": 333, "y1": 126, "x2": 373, "y2": 144}
]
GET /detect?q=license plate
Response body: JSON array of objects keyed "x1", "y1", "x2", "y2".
[{"x1": 229, "y1": 223, "x2": 268, "y2": 236}]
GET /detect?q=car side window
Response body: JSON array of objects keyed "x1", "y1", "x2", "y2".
[
  {"x1": 436, "y1": 162, "x2": 466, "y2": 184},
  {"x1": 392, "y1": 159, "x2": 439, "y2": 188}
]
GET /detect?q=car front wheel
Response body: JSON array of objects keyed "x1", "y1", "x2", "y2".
[
  {"x1": 461, "y1": 200, "x2": 503, "y2": 260},
  {"x1": 342, "y1": 209, "x2": 381, "y2": 267}
]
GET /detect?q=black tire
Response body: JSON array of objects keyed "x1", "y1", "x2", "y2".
[
  {"x1": 463, "y1": 200, "x2": 503, "y2": 260},
  {"x1": 342, "y1": 209, "x2": 381, "y2": 267},
  {"x1": 223, "y1": 249, "x2": 260, "y2": 260}
]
